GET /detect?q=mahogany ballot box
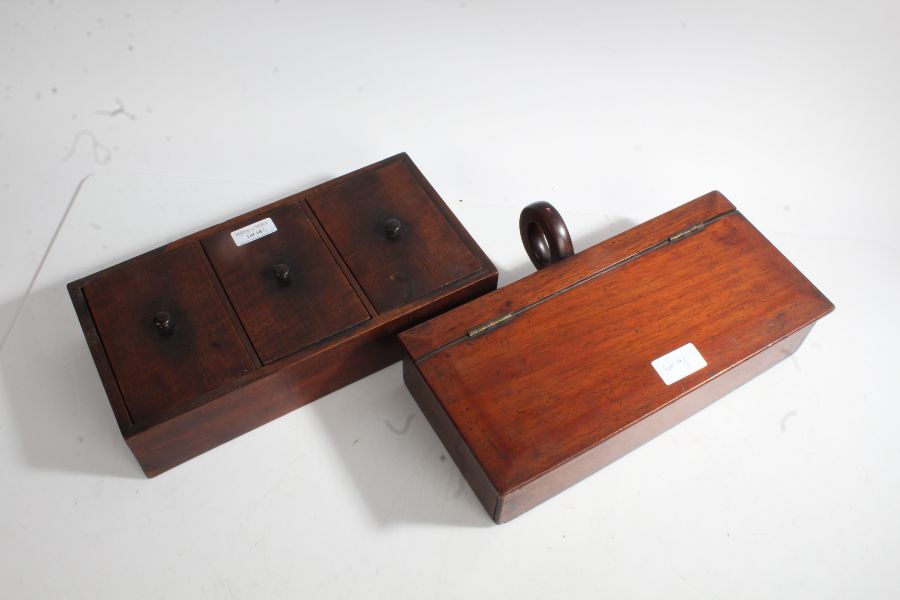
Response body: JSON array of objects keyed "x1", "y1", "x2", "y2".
[
  {"x1": 399, "y1": 192, "x2": 834, "y2": 523},
  {"x1": 68, "y1": 154, "x2": 497, "y2": 476}
]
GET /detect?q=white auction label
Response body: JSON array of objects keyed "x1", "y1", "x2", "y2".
[
  {"x1": 231, "y1": 218, "x2": 277, "y2": 246},
  {"x1": 651, "y1": 342, "x2": 707, "y2": 385}
]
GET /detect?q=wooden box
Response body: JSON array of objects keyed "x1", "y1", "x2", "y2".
[
  {"x1": 399, "y1": 192, "x2": 834, "y2": 523},
  {"x1": 68, "y1": 154, "x2": 497, "y2": 476}
]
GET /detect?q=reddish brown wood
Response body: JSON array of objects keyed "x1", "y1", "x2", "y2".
[
  {"x1": 518, "y1": 201, "x2": 574, "y2": 269},
  {"x1": 307, "y1": 159, "x2": 483, "y2": 313},
  {"x1": 498, "y1": 322, "x2": 817, "y2": 522},
  {"x1": 401, "y1": 191, "x2": 736, "y2": 359},
  {"x1": 82, "y1": 243, "x2": 256, "y2": 425},
  {"x1": 202, "y1": 202, "x2": 369, "y2": 364},
  {"x1": 68, "y1": 153, "x2": 497, "y2": 476},
  {"x1": 399, "y1": 192, "x2": 834, "y2": 523},
  {"x1": 403, "y1": 352, "x2": 500, "y2": 515}
]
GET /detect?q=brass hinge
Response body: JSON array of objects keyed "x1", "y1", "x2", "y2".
[
  {"x1": 668, "y1": 222, "x2": 705, "y2": 242},
  {"x1": 467, "y1": 313, "x2": 514, "y2": 337}
]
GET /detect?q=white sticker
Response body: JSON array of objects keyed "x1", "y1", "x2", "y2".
[
  {"x1": 231, "y1": 218, "x2": 277, "y2": 246},
  {"x1": 651, "y1": 342, "x2": 707, "y2": 385}
]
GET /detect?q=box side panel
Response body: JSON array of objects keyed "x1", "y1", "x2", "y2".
[
  {"x1": 402, "y1": 356, "x2": 500, "y2": 521},
  {"x1": 127, "y1": 325, "x2": 395, "y2": 476},
  {"x1": 126, "y1": 270, "x2": 497, "y2": 476},
  {"x1": 496, "y1": 322, "x2": 817, "y2": 523}
]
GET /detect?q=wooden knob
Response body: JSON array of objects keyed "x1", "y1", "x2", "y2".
[
  {"x1": 519, "y1": 201, "x2": 574, "y2": 270},
  {"x1": 153, "y1": 311, "x2": 175, "y2": 336},
  {"x1": 384, "y1": 218, "x2": 402, "y2": 239},
  {"x1": 272, "y1": 263, "x2": 291, "y2": 285}
]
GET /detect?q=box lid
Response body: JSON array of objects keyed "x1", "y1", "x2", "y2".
[{"x1": 201, "y1": 201, "x2": 370, "y2": 365}]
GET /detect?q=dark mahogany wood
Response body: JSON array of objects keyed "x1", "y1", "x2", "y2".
[
  {"x1": 69, "y1": 153, "x2": 497, "y2": 476},
  {"x1": 400, "y1": 192, "x2": 834, "y2": 523},
  {"x1": 202, "y1": 202, "x2": 369, "y2": 364},
  {"x1": 518, "y1": 201, "x2": 574, "y2": 269},
  {"x1": 307, "y1": 159, "x2": 484, "y2": 313},
  {"x1": 83, "y1": 243, "x2": 256, "y2": 425}
]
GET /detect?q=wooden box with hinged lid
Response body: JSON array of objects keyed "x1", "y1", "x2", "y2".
[
  {"x1": 399, "y1": 192, "x2": 833, "y2": 523},
  {"x1": 68, "y1": 153, "x2": 497, "y2": 476}
]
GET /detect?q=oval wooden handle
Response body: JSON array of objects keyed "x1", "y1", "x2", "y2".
[{"x1": 519, "y1": 201, "x2": 574, "y2": 270}]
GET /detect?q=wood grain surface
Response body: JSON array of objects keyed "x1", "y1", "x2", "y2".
[
  {"x1": 202, "y1": 202, "x2": 369, "y2": 364},
  {"x1": 400, "y1": 193, "x2": 834, "y2": 522},
  {"x1": 83, "y1": 243, "x2": 256, "y2": 425},
  {"x1": 69, "y1": 153, "x2": 497, "y2": 476},
  {"x1": 308, "y1": 159, "x2": 483, "y2": 313}
]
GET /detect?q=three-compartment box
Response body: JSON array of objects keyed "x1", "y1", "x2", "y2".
[{"x1": 68, "y1": 154, "x2": 497, "y2": 476}]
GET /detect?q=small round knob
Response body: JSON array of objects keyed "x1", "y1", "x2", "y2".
[
  {"x1": 384, "y1": 218, "x2": 402, "y2": 239},
  {"x1": 273, "y1": 263, "x2": 291, "y2": 285},
  {"x1": 153, "y1": 311, "x2": 174, "y2": 336}
]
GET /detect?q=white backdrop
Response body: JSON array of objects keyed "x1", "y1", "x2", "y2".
[{"x1": 1, "y1": 1, "x2": 898, "y2": 598}]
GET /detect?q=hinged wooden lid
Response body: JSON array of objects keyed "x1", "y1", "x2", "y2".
[{"x1": 402, "y1": 191, "x2": 740, "y2": 359}]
